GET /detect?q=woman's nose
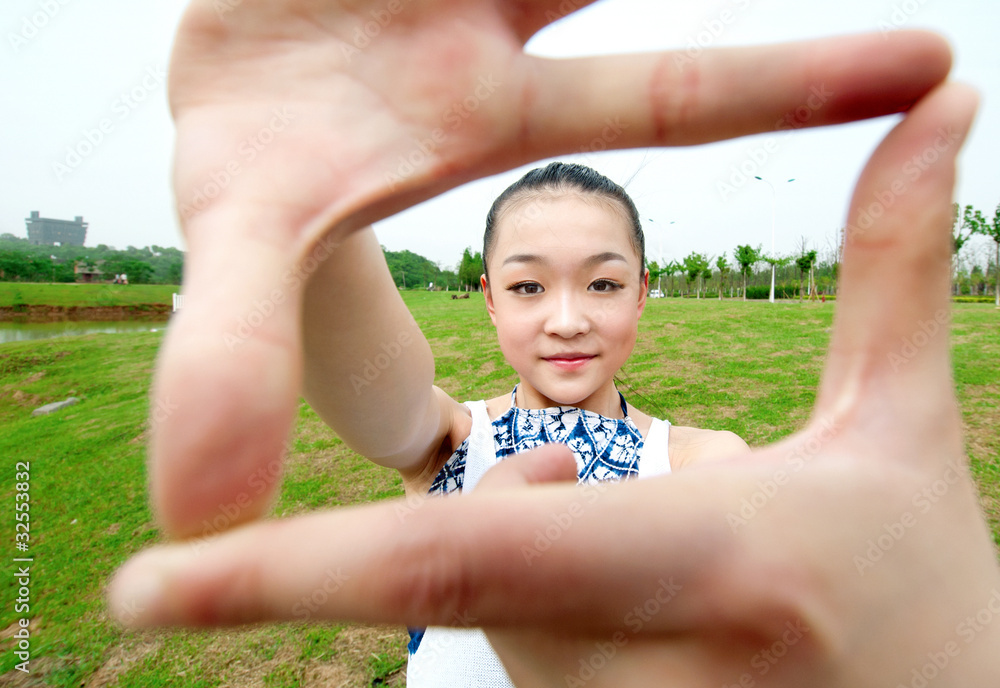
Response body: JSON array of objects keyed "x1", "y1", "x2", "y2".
[{"x1": 543, "y1": 290, "x2": 591, "y2": 338}]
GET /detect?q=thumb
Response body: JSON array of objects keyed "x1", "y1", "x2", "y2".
[
  {"x1": 814, "y1": 81, "x2": 978, "y2": 466},
  {"x1": 475, "y1": 444, "x2": 579, "y2": 492},
  {"x1": 150, "y1": 205, "x2": 328, "y2": 539}
]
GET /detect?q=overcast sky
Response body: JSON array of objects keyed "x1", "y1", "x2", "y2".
[{"x1": 3, "y1": 0, "x2": 997, "y2": 270}]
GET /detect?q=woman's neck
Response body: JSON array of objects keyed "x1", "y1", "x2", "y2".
[{"x1": 514, "y1": 380, "x2": 623, "y2": 419}]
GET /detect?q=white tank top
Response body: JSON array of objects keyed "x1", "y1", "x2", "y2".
[{"x1": 407, "y1": 399, "x2": 672, "y2": 687}]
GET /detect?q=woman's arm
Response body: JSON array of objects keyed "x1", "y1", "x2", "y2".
[{"x1": 301, "y1": 227, "x2": 465, "y2": 475}]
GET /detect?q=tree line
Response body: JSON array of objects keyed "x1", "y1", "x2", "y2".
[
  {"x1": 11, "y1": 200, "x2": 991, "y2": 302},
  {"x1": 648, "y1": 202, "x2": 999, "y2": 303},
  {"x1": 951, "y1": 202, "x2": 1000, "y2": 306},
  {"x1": 0, "y1": 235, "x2": 183, "y2": 284},
  {"x1": 383, "y1": 245, "x2": 485, "y2": 291},
  {"x1": 388, "y1": 200, "x2": 999, "y2": 303},
  {"x1": 647, "y1": 245, "x2": 827, "y2": 301}
]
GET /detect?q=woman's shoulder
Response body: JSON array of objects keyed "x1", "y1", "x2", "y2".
[
  {"x1": 625, "y1": 402, "x2": 653, "y2": 438},
  {"x1": 484, "y1": 392, "x2": 513, "y2": 420},
  {"x1": 668, "y1": 425, "x2": 751, "y2": 469}
]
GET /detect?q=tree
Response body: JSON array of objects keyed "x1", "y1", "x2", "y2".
[
  {"x1": 701, "y1": 265, "x2": 713, "y2": 299},
  {"x1": 664, "y1": 260, "x2": 682, "y2": 296},
  {"x1": 826, "y1": 227, "x2": 845, "y2": 296},
  {"x1": 101, "y1": 257, "x2": 155, "y2": 284},
  {"x1": 647, "y1": 260, "x2": 666, "y2": 294},
  {"x1": 715, "y1": 255, "x2": 731, "y2": 300},
  {"x1": 457, "y1": 247, "x2": 484, "y2": 291},
  {"x1": 760, "y1": 253, "x2": 792, "y2": 301},
  {"x1": 167, "y1": 261, "x2": 183, "y2": 285},
  {"x1": 682, "y1": 252, "x2": 709, "y2": 298},
  {"x1": 969, "y1": 202, "x2": 1000, "y2": 307},
  {"x1": 952, "y1": 203, "x2": 977, "y2": 295},
  {"x1": 795, "y1": 249, "x2": 818, "y2": 301},
  {"x1": 733, "y1": 244, "x2": 761, "y2": 301}
]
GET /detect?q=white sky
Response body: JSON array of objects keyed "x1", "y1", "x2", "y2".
[{"x1": 2, "y1": 0, "x2": 997, "y2": 269}]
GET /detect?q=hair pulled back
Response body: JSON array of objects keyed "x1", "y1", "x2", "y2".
[{"x1": 483, "y1": 162, "x2": 645, "y2": 280}]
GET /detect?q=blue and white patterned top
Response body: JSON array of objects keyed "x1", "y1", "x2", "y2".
[
  {"x1": 408, "y1": 387, "x2": 671, "y2": 685},
  {"x1": 429, "y1": 386, "x2": 644, "y2": 496}
]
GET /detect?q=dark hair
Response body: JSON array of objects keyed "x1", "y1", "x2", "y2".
[{"x1": 483, "y1": 162, "x2": 645, "y2": 280}]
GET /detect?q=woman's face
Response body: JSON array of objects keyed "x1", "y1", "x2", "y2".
[{"x1": 482, "y1": 192, "x2": 648, "y2": 414}]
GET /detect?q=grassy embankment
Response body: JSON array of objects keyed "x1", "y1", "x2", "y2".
[
  {"x1": 0, "y1": 283, "x2": 178, "y2": 308},
  {"x1": 0, "y1": 283, "x2": 180, "y2": 323},
  {"x1": 0, "y1": 293, "x2": 997, "y2": 686}
]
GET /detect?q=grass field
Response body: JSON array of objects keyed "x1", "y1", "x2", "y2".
[
  {"x1": 0, "y1": 294, "x2": 997, "y2": 686},
  {"x1": 0, "y1": 283, "x2": 178, "y2": 308}
]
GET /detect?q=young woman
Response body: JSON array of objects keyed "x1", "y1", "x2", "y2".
[{"x1": 301, "y1": 161, "x2": 749, "y2": 686}]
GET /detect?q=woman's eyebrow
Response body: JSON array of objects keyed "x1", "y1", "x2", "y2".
[
  {"x1": 502, "y1": 253, "x2": 545, "y2": 266},
  {"x1": 584, "y1": 251, "x2": 629, "y2": 267},
  {"x1": 501, "y1": 251, "x2": 628, "y2": 267}
]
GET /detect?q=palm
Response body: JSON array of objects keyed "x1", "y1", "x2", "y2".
[
  {"x1": 170, "y1": 0, "x2": 552, "y2": 237},
  {"x1": 156, "y1": 0, "x2": 562, "y2": 536}
]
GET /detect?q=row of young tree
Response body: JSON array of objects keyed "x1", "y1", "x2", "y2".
[
  {"x1": 648, "y1": 202, "x2": 1000, "y2": 304},
  {"x1": 647, "y1": 243, "x2": 827, "y2": 301},
  {"x1": 399, "y1": 201, "x2": 1000, "y2": 303},
  {"x1": 0, "y1": 235, "x2": 184, "y2": 284},
  {"x1": 951, "y1": 202, "x2": 1000, "y2": 305}
]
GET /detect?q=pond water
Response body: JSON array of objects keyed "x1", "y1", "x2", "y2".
[{"x1": 0, "y1": 320, "x2": 167, "y2": 345}]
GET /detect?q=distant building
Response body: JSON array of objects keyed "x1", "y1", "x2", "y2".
[
  {"x1": 26, "y1": 211, "x2": 87, "y2": 246},
  {"x1": 73, "y1": 262, "x2": 103, "y2": 284}
]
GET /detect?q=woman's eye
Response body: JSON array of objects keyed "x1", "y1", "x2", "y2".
[
  {"x1": 590, "y1": 279, "x2": 622, "y2": 292},
  {"x1": 510, "y1": 282, "x2": 543, "y2": 295}
]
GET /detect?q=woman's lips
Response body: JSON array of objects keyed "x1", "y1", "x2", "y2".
[{"x1": 544, "y1": 354, "x2": 596, "y2": 371}]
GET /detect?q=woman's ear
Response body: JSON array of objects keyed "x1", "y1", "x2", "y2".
[{"x1": 482, "y1": 274, "x2": 498, "y2": 326}]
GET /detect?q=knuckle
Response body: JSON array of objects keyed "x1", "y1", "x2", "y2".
[{"x1": 384, "y1": 505, "x2": 474, "y2": 626}]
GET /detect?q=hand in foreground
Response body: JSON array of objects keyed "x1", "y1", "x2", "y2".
[
  {"x1": 117, "y1": 72, "x2": 1000, "y2": 687},
  {"x1": 153, "y1": 0, "x2": 954, "y2": 539}
]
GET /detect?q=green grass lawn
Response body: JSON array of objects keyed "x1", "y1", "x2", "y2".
[
  {"x1": 0, "y1": 283, "x2": 178, "y2": 308},
  {"x1": 0, "y1": 295, "x2": 997, "y2": 686}
]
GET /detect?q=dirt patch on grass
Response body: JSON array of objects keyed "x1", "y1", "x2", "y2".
[
  {"x1": 701, "y1": 404, "x2": 746, "y2": 421},
  {"x1": 286, "y1": 414, "x2": 343, "y2": 473},
  {"x1": 6, "y1": 388, "x2": 42, "y2": 408},
  {"x1": 1, "y1": 655, "x2": 76, "y2": 687},
  {"x1": 298, "y1": 661, "x2": 354, "y2": 687},
  {"x1": 72, "y1": 624, "x2": 406, "y2": 688},
  {"x1": 200, "y1": 632, "x2": 305, "y2": 687},
  {"x1": 84, "y1": 635, "x2": 165, "y2": 688},
  {"x1": 330, "y1": 625, "x2": 407, "y2": 686}
]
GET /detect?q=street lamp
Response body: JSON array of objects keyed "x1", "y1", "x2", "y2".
[{"x1": 754, "y1": 176, "x2": 795, "y2": 303}]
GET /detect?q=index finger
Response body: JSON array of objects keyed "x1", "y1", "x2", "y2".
[{"x1": 523, "y1": 31, "x2": 950, "y2": 158}]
